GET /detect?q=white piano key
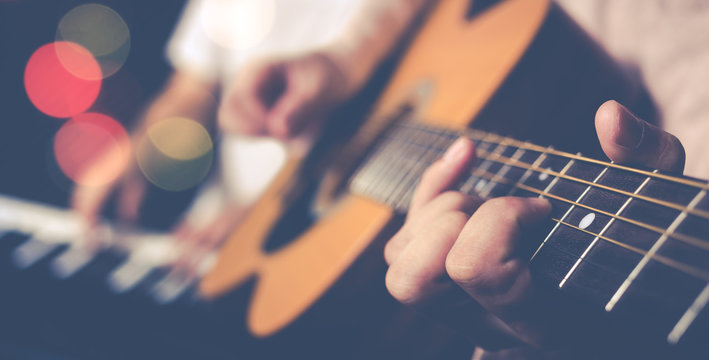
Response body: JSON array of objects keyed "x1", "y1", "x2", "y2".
[
  {"x1": 11, "y1": 238, "x2": 58, "y2": 269},
  {"x1": 131, "y1": 238, "x2": 178, "y2": 266},
  {"x1": 0, "y1": 204, "x2": 16, "y2": 227},
  {"x1": 49, "y1": 246, "x2": 95, "y2": 279},
  {"x1": 107, "y1": 260, "x2": 153, "y2": 294},
  {"x1": 152, "y1": 275, "x2": 192, "y2": 305}
]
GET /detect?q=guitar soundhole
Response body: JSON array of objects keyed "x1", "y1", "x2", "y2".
[
  {"x1": 262, "y1": 180, "x2": 318, "y2": 253},
  {"x1": 465, "y1": 0, "x2": 498, "y2": 21}
]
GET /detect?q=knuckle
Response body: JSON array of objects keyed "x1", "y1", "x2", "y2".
[
  {"x1": 436, "y1": 191, "x2": 472, "y2": 209},
  {"x1": 445, "y1": 245, "x2": 484, "y2": 288},
  {"x1": 383, "y1": 230, "x2": 407, "y2": 265},
  {"x1": 385, "y1": 267, "x2": 425, "y2": 304},
  {"x1": 446, "y1": 248, "x2": 524, "y2": 295},
  {"x1": 432, "y1": 211, "x2": 470, "y2": 235}
]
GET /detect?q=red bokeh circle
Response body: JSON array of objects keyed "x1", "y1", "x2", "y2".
[
  {"x1": 54, "y1": 113, "x2": 131, "y2": 186},
  {"x1": 24, "y1": 42, "x2": 102, "y2": 118}
]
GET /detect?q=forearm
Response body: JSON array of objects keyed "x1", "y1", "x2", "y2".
[
  {"x1": 326, "y1": 0, "x2": 437, "y2": 95},
  {"x1": 136, "y1": 71, "x2": 218, "y2": 135}
]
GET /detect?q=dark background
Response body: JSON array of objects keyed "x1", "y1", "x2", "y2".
[{"x1": 0, "y1": 0, "x2": 187, "y2": 210}]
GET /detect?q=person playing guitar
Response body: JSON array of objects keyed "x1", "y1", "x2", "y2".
[
  {"x1": 71, "y1": 0, "x2": 709, "y2": 358},
  {"x1": 216, "y1": 0, "x2": 709, "y2": 358}
]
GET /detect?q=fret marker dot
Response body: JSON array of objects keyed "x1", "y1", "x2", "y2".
[
  {"x1": 579, "y1": 213, "x2": 595, "y2": 230},
  {"x1": 538, "y1": 168, "x2": 551, "y2": 181}
]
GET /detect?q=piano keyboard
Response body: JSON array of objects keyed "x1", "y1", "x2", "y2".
[{"x1": 0, "y1": 194, "x2": 216, "y2": 305}]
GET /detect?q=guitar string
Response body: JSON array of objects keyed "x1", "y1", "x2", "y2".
[
  {"x1": 474, "y1": 147, "x2": 709, "y2": 220},
  {"x1": 472, "y1": 165, "x2": 709, "y2": 257},
  {"x1": 469, "y1": 168, "x2": 709, "y2": 283},
  {"x1": 396, "y1": 121, "x2": 709, "y2": 190},
  {"x1": 551, "y1": 217, "x2": 709, "y2": 282},
  {"x1": 473, "y1": 129, "x2": 708, "y2": 189},
  {"x1": 374, "y1": 126, "x2": 709, "y2": 250},
  {"x1": 366, "y1": 130, "x2": 709, "y2": 284}
]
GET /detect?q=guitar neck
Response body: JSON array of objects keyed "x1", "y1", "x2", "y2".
[{"x1": 349, "y1": 118, "x2": 709, "y2": 346}]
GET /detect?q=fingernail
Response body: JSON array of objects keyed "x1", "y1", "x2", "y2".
[
  {"x1": 443, "y1": 138, "x2": 468, "y2": 162},
  {"x1": 616, "y1": 106, "x2": 645, "y2": 149}
]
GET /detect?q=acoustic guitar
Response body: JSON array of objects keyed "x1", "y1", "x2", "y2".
[{"x1": 200, "y1": 0, "x2": 709, "y2": 355}]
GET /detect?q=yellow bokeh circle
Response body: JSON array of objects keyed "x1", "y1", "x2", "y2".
[{"x1": 137, "y1": 117, "x2": 214, "y2": 191}]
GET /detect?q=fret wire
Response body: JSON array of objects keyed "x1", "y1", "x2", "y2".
[
  {"x1": 551, "y1": 218, "x2": 709, "y2": 281},
  {"x1": 473, "y1": 167, "x2": 709, "y2": 252},
  {"x1": 479, "y1": 139, "x2": 518, "y2": 198},
  {"x1": 399, "y1": 122, "x2": 707, "y2": 192},
  {"x1": 395, "y1": 124, "x2": 709, "y2": 222},
  {"x1": 469, "y1": 135, "x2": 507, "y2": 194},
  {"x1": 475, "y1": 147, "x2": 709, "y2": 221},
  {"x1": 388, "y1": 127, "x2": 709, "y2": 251},
  {"x1": 460, "y1": 134, "x2": 489, "y2": 194},
  {"x1": 460, "y1": 127, "x2": 709, "y2": 190},
  {"x1": 369, "y1": 123, "x2": 709, "y2": 288},
  {"x1": 506, "y1": 143, "x2": 548, "y2": 197},
  {"x1": 606, "y1": 189, "x2": 708, "y2": 312},
  {"x1": 668, "y1": 282, "x2": 709, "y2": 344},
  {"x1": 531, "y1": 156, "x2": 597, "y2": 261},
  {"x1": 558, "y1": 173, "x2": 653, "y2": 288},
  {"x1": 480, "y1": 145, "x2": 525, "y2": 198}
]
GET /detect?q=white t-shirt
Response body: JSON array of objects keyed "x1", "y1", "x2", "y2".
[{"x1": 165, "y1": 0, "x2": 362, "y2": 222}]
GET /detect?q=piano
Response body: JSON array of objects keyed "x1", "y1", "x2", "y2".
[{"x1": 0, "y1": 195, "x2": 247, "y2": 359}]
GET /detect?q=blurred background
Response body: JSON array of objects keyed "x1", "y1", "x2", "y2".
[
  {"x1": 0, "y1": 2, "x2": 442, "y2": 359},
  {"x1": 0, "y1": 0, "x2": 191, "y2": 227}
]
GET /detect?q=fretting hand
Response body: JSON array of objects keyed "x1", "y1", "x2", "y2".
[{"x1": 384, "y1": 100, "x2": 686, "y2": 358}]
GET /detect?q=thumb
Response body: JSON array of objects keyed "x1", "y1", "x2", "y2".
[{"x1": 595, "y1": 100, "x2": 685, "y2": 173}]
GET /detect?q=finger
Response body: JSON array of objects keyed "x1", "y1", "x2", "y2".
[
  {"x1": 217, "y1": 95, "x2": 267, "y2": 135},
  {"x1": 266, "y1": 76, "x2": 322, "y2": 139},
  {"x1": 409, "y1": 137, "x2": 476, "y2": 216},
  {"x1": 218, "y1": 63, "x2": 284, "y2": 135},
  {"x1": 446, "y1": 197, "x2": 553, "y2": 345},
  {"x1": 595, "y1": 100, "x2": 685, "y2": 173},
  {"x1": 117, "y1": 174, "x2": 146, "y2": 225},
  {"x1": 386, "y1": 210, "x2": 470, "y2": 304},
  {"x1": 72, "y1": 184, "x2": 111, "y2": 226},
  {"x1": 384, "y1": 191, "x2": 481, "y2": 265}
]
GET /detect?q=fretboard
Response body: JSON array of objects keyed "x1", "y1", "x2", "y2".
[{"x1": 349, "y1": 120, "x2": 709, "y2": 348}]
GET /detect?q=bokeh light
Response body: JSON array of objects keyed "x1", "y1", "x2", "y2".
[
  {"x1": 54, "y1": 113, "x2": 131, "y2": 186},
  {"x1": 137, "y1": 117, "x2": 213, "y2": 191},
  {"x1": 24, "y1": 42, "x2": 101, "y2": 118},
  {"x1": 56, "y1": 3, "x2": 131, "y2": 78},
  {"x1": 199, "y1": 0, "x2": 275, "y2": 50}
]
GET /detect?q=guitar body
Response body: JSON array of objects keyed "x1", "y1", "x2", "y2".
[{"x1": 201, "y1": 0, "x2": 645, "y2": 338}]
